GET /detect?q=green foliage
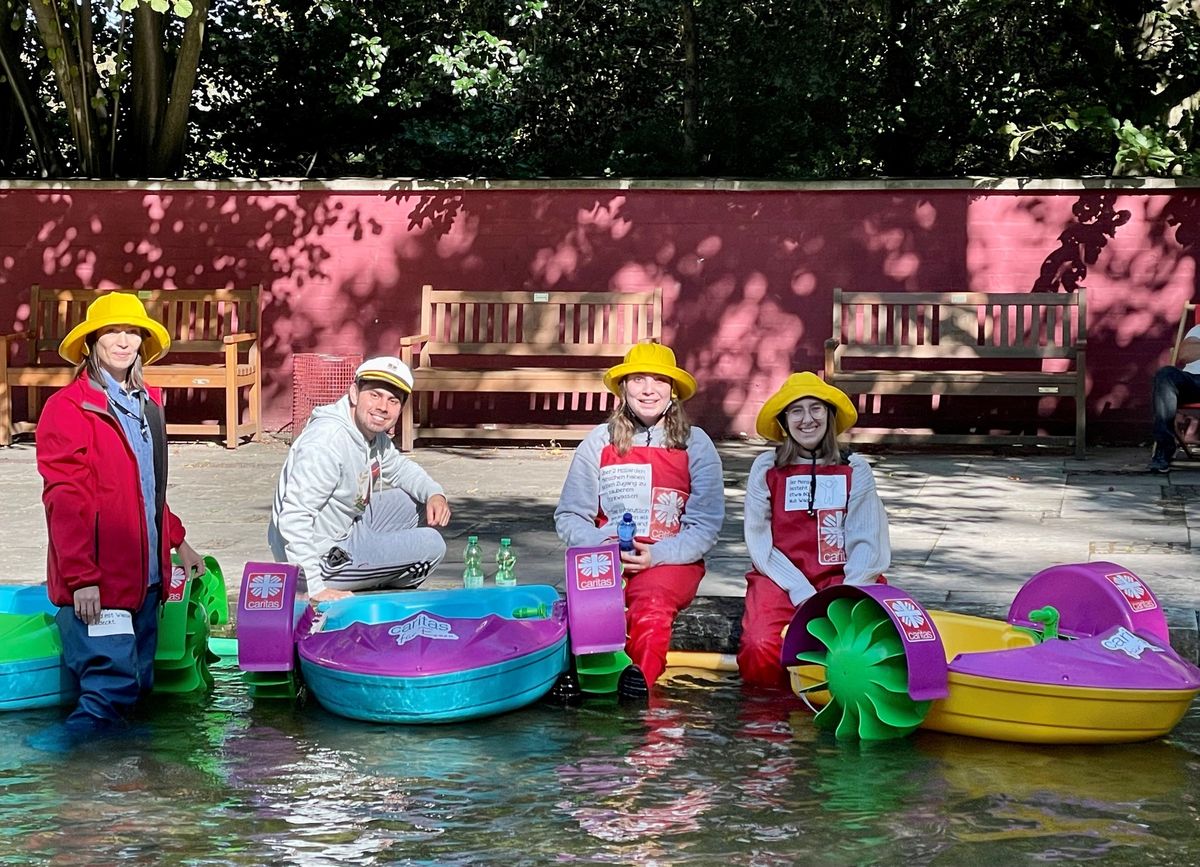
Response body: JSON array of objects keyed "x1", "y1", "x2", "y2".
[{"x1": 4, "y1": 0, "x2": 1200, "y2": 178}]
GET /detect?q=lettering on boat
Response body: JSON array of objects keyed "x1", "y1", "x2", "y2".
[
  {"x1": 1104, "y1": 571, "x2": 1159, "y2": 612},
  {"x1": 389, "y1": 613, "x2": 459, "y2": 645},
  {"x1": 883, "y1": 598, "x2": 937, "y2": 642},
  {"x1": 574, "y1": 551, "x2": 617, "y2": 591},
  {"x1": 244, "y1": 571, "x2": 286, "y2": 610},
  {"x1": 1101, "y1": 627, "x2": 1164, "y2": 659}
]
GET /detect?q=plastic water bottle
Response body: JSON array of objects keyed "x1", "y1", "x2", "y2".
[
  {"x1": 618, "y1": 512, "x2": 637, "y2": 553},
  {"x1": 463, "y1": 535, "x2": 484, "y2": 589},
  {"x1": 495, "y1": 538, "x2": 517, "y2": 586}
]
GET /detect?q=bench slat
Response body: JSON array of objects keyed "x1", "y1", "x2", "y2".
[
  {"x1": 827, "y1": 288, "x2": 1086, "y2": 457},
  {"x1": 1, "y1": 286, "x2": 262, "y2": 448}
]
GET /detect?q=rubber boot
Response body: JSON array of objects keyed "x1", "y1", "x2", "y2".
[{"x1": 617, "y1": 663, "x2": 649, "y2": 703}]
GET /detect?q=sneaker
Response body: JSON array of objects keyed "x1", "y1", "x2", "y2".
[
  {"x1": 617, "y1": 664, "x2": 650, "y2": 702},
  {"x1": 1148, "y1": 453, "x2": 1171, "y2": 474}
]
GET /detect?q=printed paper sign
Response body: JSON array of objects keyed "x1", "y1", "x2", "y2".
[
  {"x1": 1105, "y1": 571, "x2": 1158, "y2": 612},
  {"x1": 244, "y1": 571, "x2": 286, "y2": 610},
  {"x1": 784, "y1": 474, "x2": 848, "y2": 512},
  {"x1": 88, "y1": 609, "x2": 134, "y2": 638},
  {"x1": 599, "y1": 463, "x2": 652, "y2": 534},
  {"x1": 166, "y1": 565, "x2": 188, "y2": 603},
  {"x1": 574, "y1": 550, "x2": 618, "y2": 591},
  {"x1": 883, "y1": 598, "x2": 936, "y2": 643},
  {"x1": 816, "y1": 509, "x2": 847, "y2": 565}
]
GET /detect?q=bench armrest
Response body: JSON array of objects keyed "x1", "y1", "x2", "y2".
[
  {"x1": 399, "y1": 333, "x2": 430, "y2": 347},
  {"x1": 222, "y1": 332, "x2": 257, "y2": 345},
  {"x1": 0, "y1": 332, "x2": 32, "y2": 343}
]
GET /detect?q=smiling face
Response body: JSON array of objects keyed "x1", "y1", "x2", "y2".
[
  {"x1": 622, "y1": 372, "x2": 674, "y2": 426},
  {"x1": 784, "y1": 398, "x2": 830, "y2": 451},
  {"x1": 349, "y1": 380, "x2": 405, "y2": 439},
  {"x1": 91, "y1": 325, "x2": 145, "y2": 380}
]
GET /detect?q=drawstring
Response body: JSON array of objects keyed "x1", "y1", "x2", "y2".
[{"x1": 801, "y1": 448, "x2": 818, "y2": 516}]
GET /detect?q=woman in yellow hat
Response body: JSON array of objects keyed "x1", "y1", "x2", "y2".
[
  {"x1": 555, "y1": 342, "x2": 724, "y2": 698},
  {"x1": 738, "y1": 372, "x2": 890, "y2": 689},
  {"x1": 36, "y1": 291, "x2": 205, "y2": 730}
]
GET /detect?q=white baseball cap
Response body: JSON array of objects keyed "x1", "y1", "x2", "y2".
[{"x1": 355, "y1": 356, "x2": 414, "y2": 394}]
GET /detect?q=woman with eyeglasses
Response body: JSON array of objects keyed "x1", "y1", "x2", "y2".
[{"x1": 738, "y1": 373, "x2": 890, "y2": 689}]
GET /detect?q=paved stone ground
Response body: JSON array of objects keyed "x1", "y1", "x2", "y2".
[{"x1": 3, "y1": 437, "x2": 1198, "y2": 654}]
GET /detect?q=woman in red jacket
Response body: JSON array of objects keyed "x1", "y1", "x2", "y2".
[{"x1": 37, "y1": 292, "x2": 204, "y2": 730}]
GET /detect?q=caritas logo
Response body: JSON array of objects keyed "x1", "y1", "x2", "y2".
[
  {"x1": 166, "y1": 565, "x2": 188, "y2": 603},
  {"x1": 1105, "y1": 571, "x2": 1158, "y2": 613},
  {"x1": 574, "y1": 551, "x2": 617, "y2": 591},
  {"x1": 883, "y1": 598, "x2": 937, "y2": 643},
  {"x1": 244, "y1": 572, "x2": 286, "y2": 610}
]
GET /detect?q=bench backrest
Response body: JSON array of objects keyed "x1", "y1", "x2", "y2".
[
  {"x1": 417, "y1": 286, "x2": 662, "y2": 364},
  {"x1": 830, "y1": 289, "x2": 1086, "y2": 363},
  {"x1": 27, "y1": 285, "x2": 261, "y2": 359}
]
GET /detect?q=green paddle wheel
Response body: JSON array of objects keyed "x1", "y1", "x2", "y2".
[
  {"x1": 153, "y1": 556, "x2": 229, "y2": 694},
  {"x1": 795, "y1": 595, "x2": 931, "y2": 740}
]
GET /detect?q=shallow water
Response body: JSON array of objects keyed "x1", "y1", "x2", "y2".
[{"x1": 3, "y1": 663, "x2": 1200, "y2": 866}]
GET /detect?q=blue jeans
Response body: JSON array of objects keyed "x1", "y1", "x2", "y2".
[{"x1": 56, "y1": 584, "x2": 160, "y2": 729}]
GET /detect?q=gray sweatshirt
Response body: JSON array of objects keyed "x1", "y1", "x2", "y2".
[
  {"x1": 554, "y1": 421, "x2": 724, "y2": 566},
  {"x1": 267, "y1": 395, "x2": 444, "y2": 593},
  {"x1": 743, "y1": 450, "x2": 890, "y2": 605}
]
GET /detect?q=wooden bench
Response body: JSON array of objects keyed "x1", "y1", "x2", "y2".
[
  {"x1": 398, "y1": 285, "x2": 662, "y2": 450},
  {"x1": 824, "y1": 289, "x2": 1087, "y2": 458},
  {"x1": 0, "y1": 286, "x2": 263, "y2": 449}
]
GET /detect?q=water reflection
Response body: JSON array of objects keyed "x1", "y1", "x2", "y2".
[{"x1": 0, "y1": 664, "x2": 1198, "y2": 864}]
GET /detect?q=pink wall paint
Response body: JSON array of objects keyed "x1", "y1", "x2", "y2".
[{"x1": 2, "y1": 181, "x2": 1197, "y2": 444}]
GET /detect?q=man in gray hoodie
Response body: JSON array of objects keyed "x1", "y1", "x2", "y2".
[{"x1": 268, "y1": 356, "x2": 450, "y2": 602}]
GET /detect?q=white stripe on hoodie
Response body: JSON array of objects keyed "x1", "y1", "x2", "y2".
[{"x1": 267, "y1": 395, "x2": 444, "y2": 594}]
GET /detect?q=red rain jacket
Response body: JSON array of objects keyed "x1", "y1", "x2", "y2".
[{"x1": 37, "y1": 373, "x2": 187, "y2": 610}]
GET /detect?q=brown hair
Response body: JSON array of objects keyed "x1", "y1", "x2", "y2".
[
  {"x1": 773, "y1": 402, "x2": 842, "y2": 468},
  {"x1": 76, "y1": 330, "x2": 147, "y2": 391},
  {"x1": 606, "y1": 395, "x2": 692, "y2": 455}
]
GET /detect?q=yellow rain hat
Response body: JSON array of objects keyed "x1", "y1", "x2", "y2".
[
  {"x1": 755, "y1": 372, "x2": 857, "y2": 442},
  {"x1": 58, "y1": 292, "x2": 171, "y2": 365},
  {"x1": 603, "y1": 342, "x2": 698, "y2": 401}
]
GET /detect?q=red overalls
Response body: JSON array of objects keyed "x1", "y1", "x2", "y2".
[
  {"x1": 738, "y1": 462, "x2": 869, "y2": 689},
  {"x1": 598, "y1": 444, "x2": 704, "y2": 686}
]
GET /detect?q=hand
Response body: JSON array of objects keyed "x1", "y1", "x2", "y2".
[
  {"x1": 310, "y1": 587, "x2": 353, "y2": 605},
  {"x1": 425, "y1": 494, "x2": 451, "y2": 527},
  {"x1": 73, "y1": 586, "x2": 102, "y2": 625},
  {"x1": 175, "y1": 540, "x2": 206, "y2": 580},
  {"x1": 619, "y1": 540, "x2": 654, "y2": 576}
]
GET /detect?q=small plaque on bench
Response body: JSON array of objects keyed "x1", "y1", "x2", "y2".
[{"x1": 533, "y1": 292, "x2": 550, "y2": 302}]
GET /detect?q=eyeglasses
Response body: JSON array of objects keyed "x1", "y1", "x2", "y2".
[{"x1": 785, "y1": 403, "x2": 828, "y2": 420}]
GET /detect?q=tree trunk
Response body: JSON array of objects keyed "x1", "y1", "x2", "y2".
[
  {"x1": 149, "y1": 0, "x2": 209, "y2": 176},
  {"x1": 130, "y1": 4, "x2": 167, "y2": 175},
  {"x1": 679, "y1": 0, "x2": 700, "y2": 173},
  {"x1": 0, "y1": 3, "x2": 65, "y2": 176},
  {"x1": 28, "y1": 0, "x2": 102, "y2": 174}
]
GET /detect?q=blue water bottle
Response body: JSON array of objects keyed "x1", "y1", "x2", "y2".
[{"x1": 618, "y1": 512, "x2": 637, "y2": 553}]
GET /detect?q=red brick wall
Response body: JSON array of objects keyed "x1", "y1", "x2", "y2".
[{"x1": 2, "y1": 181, "x2": 1197, "y2": 444}]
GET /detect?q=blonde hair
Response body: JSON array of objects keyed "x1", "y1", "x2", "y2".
[
  {"x1": 76, "y1": 331, "x2": 147, "y2": 391},
  {"x1": 773, "y1": 402, "x2": 842, "y2": 468},
  {"x1": 606, "y1": 395, "x2": 692, "y2": 455}
]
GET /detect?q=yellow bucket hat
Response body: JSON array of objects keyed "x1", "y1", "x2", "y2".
[
  {"x1": 58, "y1": 292, "x2": 171, "y2": 365},
  {"x1": 755, "y1": 372, "x2": 857, "y2": 442},
  {"x1": 603, "y1": 342, "x2": 697, "y2": 401}
]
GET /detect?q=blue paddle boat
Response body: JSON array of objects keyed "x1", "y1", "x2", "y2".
[{"x1": 236, "y1": 562, "x2": 569, "y2": 723}]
